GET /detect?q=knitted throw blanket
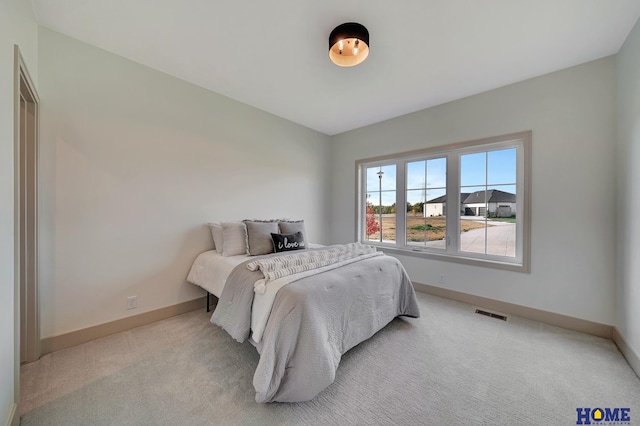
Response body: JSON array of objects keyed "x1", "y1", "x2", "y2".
[{"x1": 246, "y1": 243, "x2": 379, "y2": 294}]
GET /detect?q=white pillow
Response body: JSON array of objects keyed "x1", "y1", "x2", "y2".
[
  {"x1": 208, "y1": 223, "x2": 224, "y2": 254},
  {"x1": 221, "y1": 222, "x2": 248, "y2": 257}
]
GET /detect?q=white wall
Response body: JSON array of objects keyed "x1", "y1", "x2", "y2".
[
  {"x1": 38, "y1": 28, "x2": 331, "y2": 338},
  {"x1": 616, "y1": 19, "x2": 640, "y2": 359},
  {"x1": 0, "y1": 1, "x2": 38, "y2": 424},
  {"x1": 330, "y1": 58, "x2": 617, "y2": 325}
]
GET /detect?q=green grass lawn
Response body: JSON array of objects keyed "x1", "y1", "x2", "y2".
[{"x1": 488, "y1": 217, "x2": 516, "y2": 223}]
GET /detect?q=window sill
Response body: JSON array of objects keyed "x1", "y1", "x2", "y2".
[{"x1": 373, "y1": 245, "x2": 530, "y2": 273}]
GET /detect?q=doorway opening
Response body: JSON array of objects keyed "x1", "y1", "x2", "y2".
[{"x1": 14, "y1": 45, "x2": 40, "y2": 365}]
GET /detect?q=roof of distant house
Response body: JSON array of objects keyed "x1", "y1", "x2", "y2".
[{"x1": 426, "y1": 190, "x2": 515, "y2": 204}]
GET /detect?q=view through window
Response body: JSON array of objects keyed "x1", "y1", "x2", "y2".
[{"x1": 358, "y1": 132, "x2": 530, "y2": 271}]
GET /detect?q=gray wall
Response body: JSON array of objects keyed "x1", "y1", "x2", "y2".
[
  {"x1": 38, "y1": 28, "x2": 331, "y2": 338},
  {"x1": 0, "y1": 1, "x2": 38, "y2": 424},
  {"x1": 616, "y1": 18, "x2": 640, "y2": 362},
  {"x1": 330, "y1": 57, "x2": 617, "y2": 325}
]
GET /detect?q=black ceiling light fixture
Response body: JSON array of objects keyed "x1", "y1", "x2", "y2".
[{"x1": 328, "y1": 22, "x2": 369, "y2": 67}]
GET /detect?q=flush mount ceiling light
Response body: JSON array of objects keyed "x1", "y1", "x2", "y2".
[{"x1": 328, "y1": 22, "x2": 369, "y2": 67}]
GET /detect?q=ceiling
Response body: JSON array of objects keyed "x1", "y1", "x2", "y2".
[{"x1": 32, "y1": 0, "x2": 640, "y2": 136}]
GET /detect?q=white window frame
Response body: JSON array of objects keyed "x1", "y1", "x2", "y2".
[{"x1": 355, "y1": 131, "x2": 531, "y2": 272}]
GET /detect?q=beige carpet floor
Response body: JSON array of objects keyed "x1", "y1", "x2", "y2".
[{"x1": 20, "y1": 292, "x2": 640, "y2": 425}]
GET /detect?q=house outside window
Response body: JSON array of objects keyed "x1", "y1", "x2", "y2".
[{"x1": 357, "y1": 131, "x2": 531, "y2": 272}]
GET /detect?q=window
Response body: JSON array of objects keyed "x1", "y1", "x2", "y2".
[{"x1": 357, "y1": 132, "x2": 531, "y2": 272}]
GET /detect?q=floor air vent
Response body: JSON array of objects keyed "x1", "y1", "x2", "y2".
[{"x1": 475, "y1": 309, "x2": 508, "y2": 321}]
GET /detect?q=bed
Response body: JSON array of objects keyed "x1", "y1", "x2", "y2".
[
  {"x1": 186, "y1": 220, "x2": 420, "y2": 403},
  {"x1": 186, "y1": 249, "x2": 248, "y2": 310},
  {"x1": 186, "y1": 242, "x2": 326, "y2": 310}
]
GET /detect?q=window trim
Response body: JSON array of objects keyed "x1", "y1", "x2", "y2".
[{"x1": 355, "y1": 131, "x2": 531, "y2": 273}]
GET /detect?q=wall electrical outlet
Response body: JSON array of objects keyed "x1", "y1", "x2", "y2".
[
  {"x1": 439, "y1": 275, "x2": 445, "y2": 284},
  {"x1": 127, "y1": 296, "x2": 137, "y2": 310}
]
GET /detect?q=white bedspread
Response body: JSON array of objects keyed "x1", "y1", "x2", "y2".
[{"x1": 186, "y1": 250, "x2": 247, "y2": 297}]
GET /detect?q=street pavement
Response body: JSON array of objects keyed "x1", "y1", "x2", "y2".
[
  {"x1": 409, "y1": 219, "x2": 516, "y2": 257},
  {"x1": 460, "y1": 220, "x2": 515, "y2": 257}
]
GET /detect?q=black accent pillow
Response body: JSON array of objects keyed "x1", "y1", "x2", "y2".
[{"x1": 271, "y1": 232, "x2": 306, "y2": 252}]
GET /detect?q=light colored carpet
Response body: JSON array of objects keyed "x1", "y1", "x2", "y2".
[{"x1": 21, "y1": 292, "x2": 640, "y2": 425}]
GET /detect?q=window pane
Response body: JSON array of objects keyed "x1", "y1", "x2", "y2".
[
  {"x1": 380, "y1": 191, "x2": 396, "y2": 242},
  {"x1": 406, "y1": 189, "x2": 423, "y2": 206},
  {"x1": 365, "y1": 192, "x2": 381, "y2": 241},
  {"x1": 406, "y1": 189, "x2": 425, "y2": 246},
  {"x1": 460, "y1": 184, "x2": 518, "y2": 257},
  {"x1": 407, "y1": 161, "x2": 425, "y2": 190},
  {"x1": 485, "y1": 185, "x2": 516, "y2": 257},
  {"x1": 427, "y1": 189, "x2": 447, "y2": 249},
  {"x1": 380, "y1": 165, "x2": 396, "y2": 191},
  {"x1": 366, "y1": 168, "x2": 379, "y2": 192},
  {"x1": 426, "y1": 158, "x2": 446, "y2": 188},
  {"x1": 366, "y1": 165, "x2": 396, "y2": 191},
  {"x1": 461, "y1": 152, "x2": 486, "y2": 186},
  {"x1": 460, "y1": 186, "x2": 487, "y2": 254},
  {"x1": 423, "y1": 188, "x2": 446, "y2": 218},
  {"x1": 488, "y1": 148, "x2": 516, "y2": 185},
  {"x1": 406, "y1": 190, "x2": 446, "y2": 249},
  {"x1": 405, "y1": 157, "x2": 446, "y2": 250},
  {"x1": 365, "y1": 165, "x2": 396, "y2": 243},
  {"x1": 487, "y1": 186, "x2": 517, "y2": 257}
]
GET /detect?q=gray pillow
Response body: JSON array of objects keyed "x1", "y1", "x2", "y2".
[
  {"x1": 279, "y1": 220, "x2": 307, "y2": 247},
  {"x1": 244, "y1": 221, "x2": 278, "y2": 255},
  {"x1": 221, "y1": 222, "x2": 247, "y2": 257}
]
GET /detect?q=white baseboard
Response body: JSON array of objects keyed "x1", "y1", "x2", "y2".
[
  {"x1": 613, "y1": 328, "x2": 640, "y2": 379},
  {"x1": 413, "y1": 282, "x2": 613, "y2": 339},
  {"x1": 40, "y1": 297, "x2": 204, "y2": 356},
  {"x1": 6, "y1": 402, "x2": 18, "y2": 426}
]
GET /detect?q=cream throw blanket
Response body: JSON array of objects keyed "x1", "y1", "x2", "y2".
[{"x1": 247, "y1": 242, "x2": 379, "y2": 294}]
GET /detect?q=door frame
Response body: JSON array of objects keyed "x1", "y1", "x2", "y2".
[{"x1": 14, "y1": 44, "x2": 40, "y2": 415}]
